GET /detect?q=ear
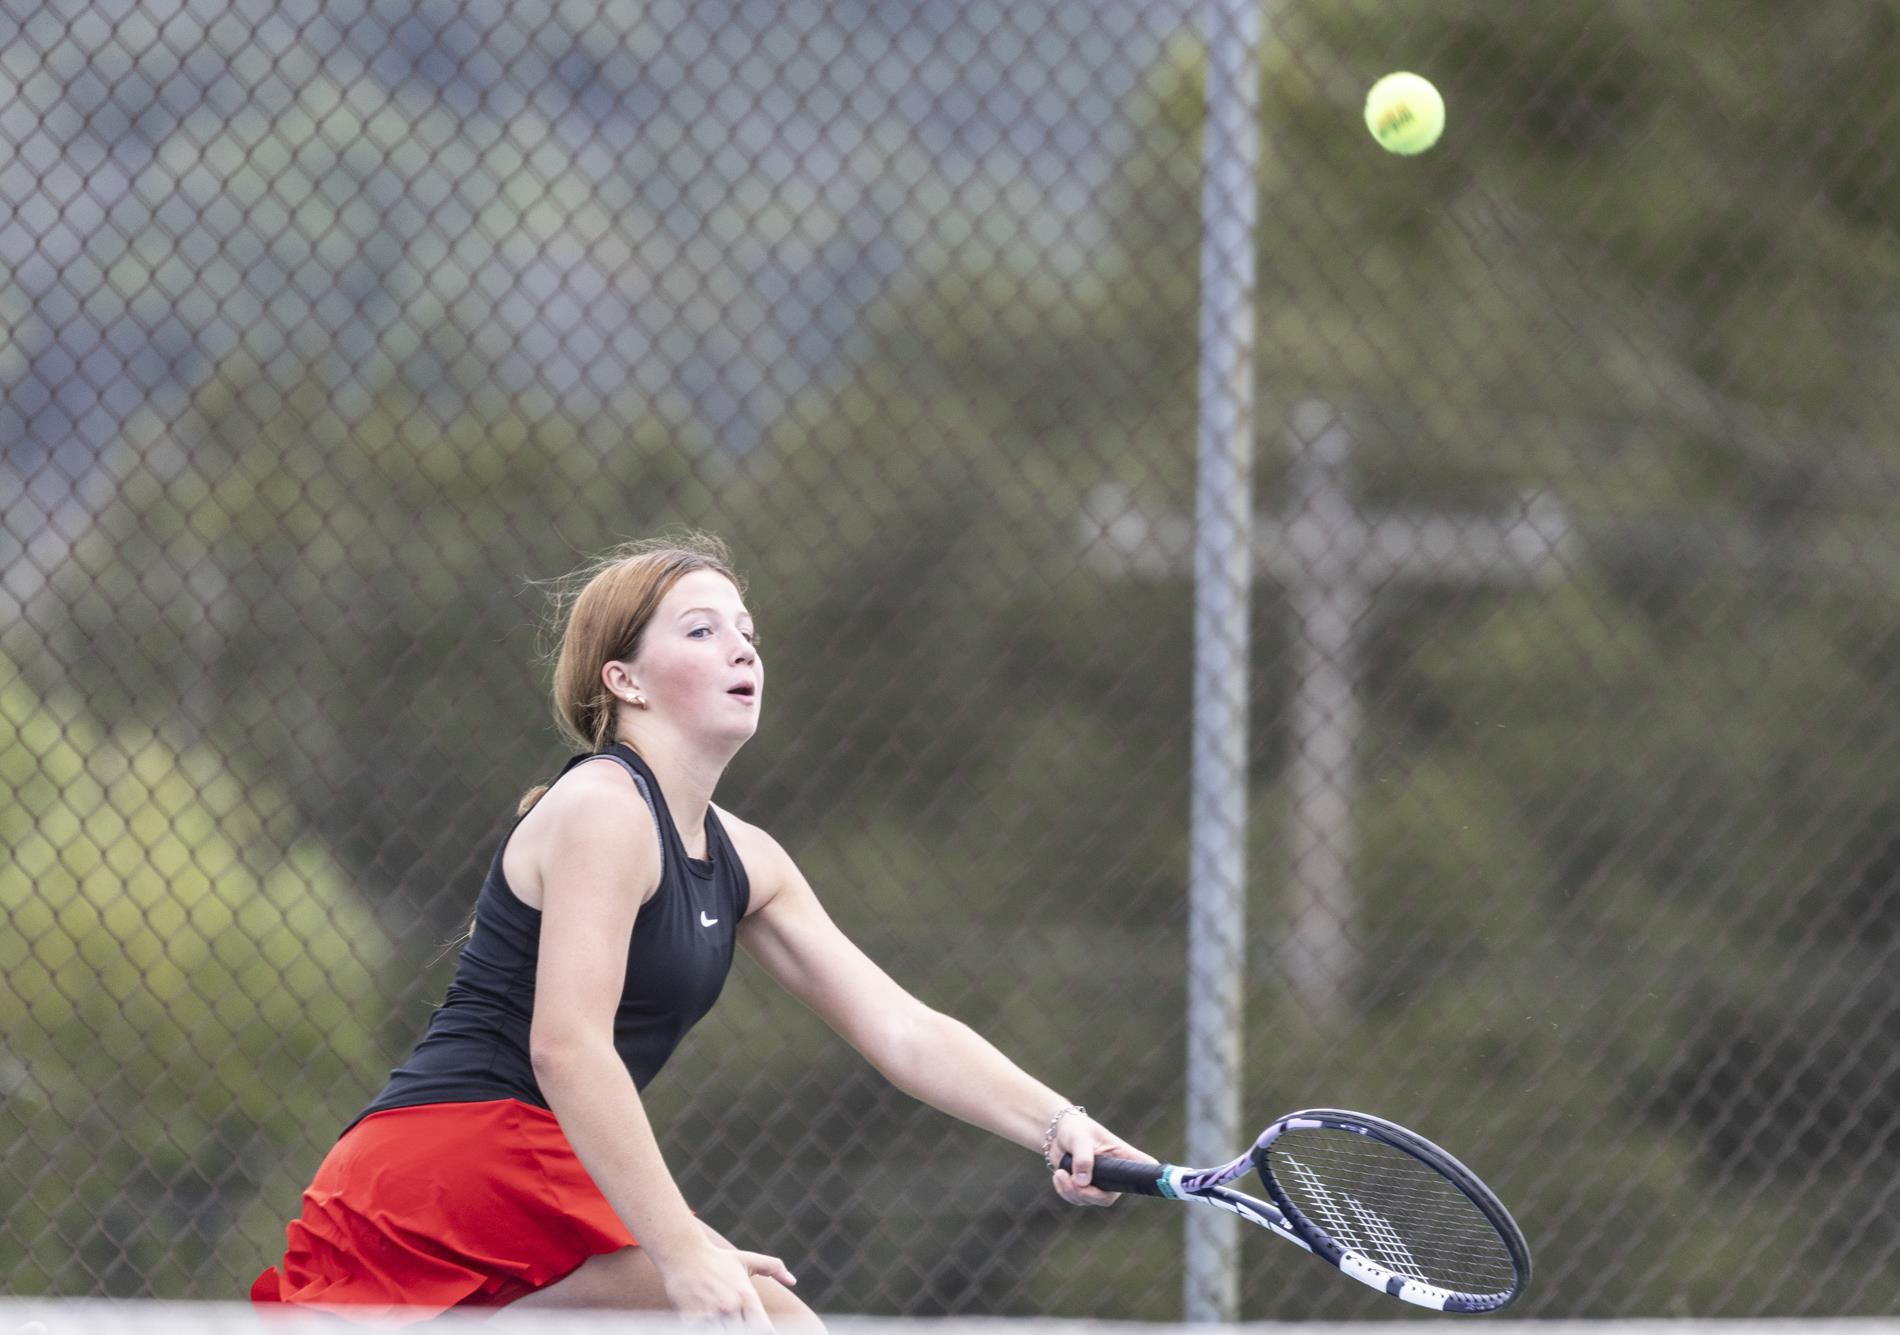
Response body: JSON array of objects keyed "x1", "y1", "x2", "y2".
[{"x1": 602, "y1": 659, "x2": 643, "y2": 701}]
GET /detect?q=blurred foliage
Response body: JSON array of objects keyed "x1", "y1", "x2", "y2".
[
  {"x1": 44, "y1": 363, "x2": 719, "y2": 953},
  {"x1": 13, "y1": 0, "x2": 1900, "y2": 1318},
  {"x1": 0, "y1": 653, "x2": 393, "y2": 1295}
]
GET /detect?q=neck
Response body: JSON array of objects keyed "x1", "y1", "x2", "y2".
[{"x1": 611, "y1": 728, "x2": 734, "y2": 856}]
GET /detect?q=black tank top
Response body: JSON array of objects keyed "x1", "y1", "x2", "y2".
[{"x1": 351, "y1": 743, "x2": 751, "y2": 1130}]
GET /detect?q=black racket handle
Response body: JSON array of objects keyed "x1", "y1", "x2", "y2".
[{"x1": 1056, "y1": 1153, "x2": 1170, "y2": 1196}]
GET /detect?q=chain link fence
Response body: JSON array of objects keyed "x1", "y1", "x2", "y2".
[{"x1": 6, "y1": 0, "x2": 1900, "y2": 1319}]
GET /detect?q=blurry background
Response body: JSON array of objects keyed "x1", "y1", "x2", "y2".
[{"x1": 6, "y1": 0, "x2": 1900, "y2": 1319}]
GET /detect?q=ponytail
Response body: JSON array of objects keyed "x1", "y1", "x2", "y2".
[{"x1": 512, "y1": 684, "x2": 625, "y2": 814}]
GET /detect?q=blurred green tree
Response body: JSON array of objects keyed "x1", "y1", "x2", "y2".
[
  {"x1": 42, "y1": 359, "x2": 720, "y2": 955},
  {"x1": 0, "y1": 654, "x2": 393, "y2": 1295}
]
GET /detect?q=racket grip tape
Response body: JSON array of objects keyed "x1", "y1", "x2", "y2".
[{"x1": 1056, "y1": 1153, "x2": 1170, "y2": 1196}]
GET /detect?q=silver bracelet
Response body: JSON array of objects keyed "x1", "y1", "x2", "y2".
[{"x1": 1040, "y1": 1102, "x2": 1087, "y2": 1171}]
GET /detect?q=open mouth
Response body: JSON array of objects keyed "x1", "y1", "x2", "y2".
[{"x1": 727, "y1": 683, "x2": 756, "y2": 699}]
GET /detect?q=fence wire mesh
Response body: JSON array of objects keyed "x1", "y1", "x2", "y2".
[{"x1": 5, "y1": 0, "x2": 1900, "y2": 1320}]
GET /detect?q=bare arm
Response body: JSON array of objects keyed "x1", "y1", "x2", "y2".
[
  {"x1": 529, "y1": 770, "x2": 791, "y2": 1318},
  {"x1": 735, "y1": 828, "x2": 1152, "y2": 1202}
]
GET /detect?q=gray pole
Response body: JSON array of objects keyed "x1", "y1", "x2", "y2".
[{"x1": 1185, "y1": 0, "x2": 1260, "y2": 1322}]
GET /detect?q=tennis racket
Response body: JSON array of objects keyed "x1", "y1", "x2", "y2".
[{"x1": 1061, "y1": 1107, "x2": 1530, "y2": 1312}]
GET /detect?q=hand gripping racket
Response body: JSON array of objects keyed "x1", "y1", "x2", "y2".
[{"x1": 1062, "y1": 1108, "x2": 1530, "y2": 1312}]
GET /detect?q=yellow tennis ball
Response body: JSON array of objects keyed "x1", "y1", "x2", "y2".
[{"x1": 1364, "y1": 72, "x2": 1445, "y2": 155}]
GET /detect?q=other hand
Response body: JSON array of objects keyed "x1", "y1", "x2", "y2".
[{"x1": 661, "y1": 1241, "x2": 797, "y2": 1327}]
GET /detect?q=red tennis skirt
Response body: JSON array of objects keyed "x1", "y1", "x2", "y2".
[{"x1": 251, "y1": 1098, "x2": 636, "y2": 1321}]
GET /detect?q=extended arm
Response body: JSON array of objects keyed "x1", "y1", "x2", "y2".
[{"x1": 735, "y1": 829, "x2": 1151, "y2": 1202}]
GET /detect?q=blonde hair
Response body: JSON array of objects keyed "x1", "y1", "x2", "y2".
[{"x1": 515, "y1": 533, "x2": 746, "y2": 814}]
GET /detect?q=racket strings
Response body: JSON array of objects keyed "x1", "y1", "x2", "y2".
[{"x1": 1267, "y1": 1131, "x2": 1516, "y2": 1294}]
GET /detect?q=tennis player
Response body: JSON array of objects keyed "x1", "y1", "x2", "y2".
[{"x1": 253, "y1": 535, "x2": 1151, "y2": 1327}]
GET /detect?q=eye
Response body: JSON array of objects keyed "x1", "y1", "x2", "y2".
[
  {"x1": 688, "y1": 626, "x2": 713, "y2": 639},
  {"x1": 742, "y1": 630, "x2": 760, "y2": 647}
]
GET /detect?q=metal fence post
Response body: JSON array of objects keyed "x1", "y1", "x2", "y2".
[{"x1": 1185, "y1": 0, "x2": 1261, "y2": 1321}]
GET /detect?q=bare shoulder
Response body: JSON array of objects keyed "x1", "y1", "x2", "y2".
[
  {"x1": 506, "y1": 758, "x2": 662, "y2": 911},
  {"x1": 710, "y1": 804, "x2": 795, "y2": 914}
]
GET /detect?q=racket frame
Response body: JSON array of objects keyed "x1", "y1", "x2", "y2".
[
  {"x1": 1249, "y1": 1107, "x2": 1530, "y2": 1313},
  {"x1": 1074, "y1": 1107, "x2": 1529, "y2": 1314}
]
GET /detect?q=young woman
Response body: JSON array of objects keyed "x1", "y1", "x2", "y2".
[{"x1": 253, "y1": 536, "x2": 1152, "y2": 1326}]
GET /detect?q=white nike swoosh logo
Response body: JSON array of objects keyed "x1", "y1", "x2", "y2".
[{"x1": 700, "y1": 911, "x2": 719, "y2": 927}]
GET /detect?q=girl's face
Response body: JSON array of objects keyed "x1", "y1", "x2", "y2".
[{"x1": 626, "y1": 569, "x2": 762, "y2": 746}]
